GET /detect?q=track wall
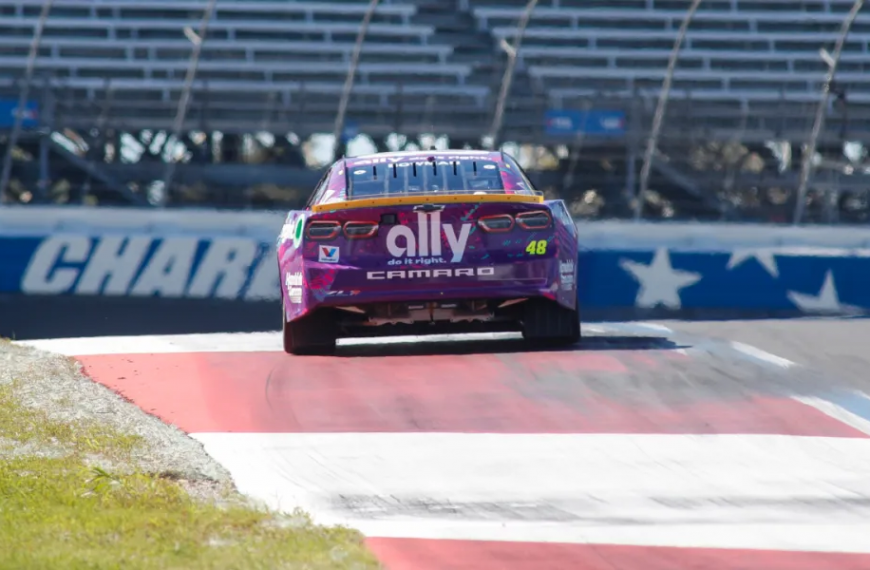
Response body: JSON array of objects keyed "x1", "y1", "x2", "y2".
[{"x1": 1, "y1": 206, "x2": 867, "y2": 339}]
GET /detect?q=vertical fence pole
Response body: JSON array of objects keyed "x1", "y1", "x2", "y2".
[
  {"x1": 36, "y1": 76, "x2": 53, "y2": 203},
  {"x1": 160, "y1": 0, "x2": 217, "y2": 205},
  {"x1": 332, "y1": 0, "x2": 380, "y2": 160},
  {"x1": 78, "y1": 78, "x2": 114, "y2": 204},
  {"x1": 0, "y1": 0, "x2": 53, "y2": 204},
  {"x1": 561, "y1": 99, "x2": 591, "y2": 193},
  {"x1": 634, "y1": 0, "x2": 704, "y2": 221},
  {"x1": 793, "y1": 0, "x2": 865, "y2": 225},
  {"x1": 488, "y1": 0, "x2": 539, "y2": 150}
]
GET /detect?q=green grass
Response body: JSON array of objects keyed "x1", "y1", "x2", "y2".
[{"x1": 0, "y1": 381, "x2": 380, "y2": 569}]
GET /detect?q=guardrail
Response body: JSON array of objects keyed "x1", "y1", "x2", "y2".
[{"x1": 1, "y1": 207, "x2": 868, "y2": 326}]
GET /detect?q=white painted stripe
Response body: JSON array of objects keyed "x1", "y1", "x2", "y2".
[
  {"x1": 323, "y1": 521, "x2": 870, "y2": 552},
  {"x1": 17, "y1": 332, "x2": 283, "y2": 356},
  {"x1": 17, "y1": 332, "x2": 526, "y2": 356},
  {"x1": 599, "y1": 322, "x2": 674, "y2": 335},
  {"x1": 796, "y1": 395, "x2": 870, "y2": 437},
  {"x1": 16, "y1": 332, "x2": 509, "y2": 356},
  {"x1": 16, "y1": 325, "x2": 612, "y2": 356},
  {"x1": 730, "y1": 342, "x2": 796, "y2": 368},
  {"x1": 632, "y1": 322, "x2": 674, "y2": 334},
  {"x1": 192, "y1": 432, "x2": 870, "y2": 552}
]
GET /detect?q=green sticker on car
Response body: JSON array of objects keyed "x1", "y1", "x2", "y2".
[{"x1": 293, "y1": 217, "x2": 303, "y2": 247}]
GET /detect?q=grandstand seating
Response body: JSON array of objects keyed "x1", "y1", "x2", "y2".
[
  {"x1": 471, "y1": 0, "x2": 870, "y2": 107},
  {"x1": 0, "y1": 0, "x2": 494, "y2": 137},
  {"x1": 0, "y1": 0, "x2": 868, "y2": 142}
]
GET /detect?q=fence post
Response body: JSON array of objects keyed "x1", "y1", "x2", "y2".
[
  {"x1": 332, "y1": 0, "x2": 380, "y2": 160},
  {"x1": 561, "y1": 99, "x2": 591, "y2": 193},
  {"x1": 625, "y1": 84, "x2": 640, "y2": 206},
  {"x1": 634, "y1": 0, "x2": 704, "y2": 221},
  {"x1": 793, "y1": 0, "x2": 865, "y2": 225},
  {"x1": 0, "y1": 0, "x2": 53, "y2": 204},
  {"x1": 160, "y1": 0, "x2": 217, "y2": 206},
  {"x1": 36, "y1": 77, "x2": 54, "y2": 203},
  {"x1": 488, "y1": 0, "x2": 539, "y2": 150}
]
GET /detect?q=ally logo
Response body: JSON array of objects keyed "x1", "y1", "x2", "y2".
[
  {"x1": 386, "y1": 211, "x2": 471, "y2": 263},
  {"x1": 319, "y1": 245, "x2": 340, "y2": 263}
]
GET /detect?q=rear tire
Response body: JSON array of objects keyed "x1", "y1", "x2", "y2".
[
  {"x1": 521, "y1": 298, "x2": 581, "y2": 347},
  {"x1": 282, "y1": 306, "x2": 338, "y2": 355}
]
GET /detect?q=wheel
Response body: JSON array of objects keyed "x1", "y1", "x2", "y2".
[
  {"x1": 282, "y1": 306, "x2": 338, "y2": 355},
  {"x1": 521, "y1": 298, "x2": 581, "y2": 347}
]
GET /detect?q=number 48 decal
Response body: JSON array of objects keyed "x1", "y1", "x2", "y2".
[{"x1": 525, "y1": 239, "x2": 548, "y2": 255}]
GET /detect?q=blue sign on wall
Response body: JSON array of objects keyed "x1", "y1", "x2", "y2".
[
  {"x1": 544, "y1": 109, "x2": 626, "y2": 137},
  {"x1": 0, "y1": 99, "x2": 38, "y2": 129},
  {"x1": 1, "y1": 234, "x2": 868, "y2": 317}
]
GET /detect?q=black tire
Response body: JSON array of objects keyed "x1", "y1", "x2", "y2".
[
  {"x1": 521, "y1": 298, "x2": 581, "y2": 347},
  {"x1": 282, "y1": 306, "x2": 338, "y2": 355}
]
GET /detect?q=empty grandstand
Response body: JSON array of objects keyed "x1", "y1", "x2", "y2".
[{"x1": 0, "y1": 0, "x2": 867, "y2": 222}]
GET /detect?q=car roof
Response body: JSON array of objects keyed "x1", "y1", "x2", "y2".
[
  {"x1": 311, "y1": 149, "x2": 533, "y2": 206},
  {"x1": 343, "y1": 149, "x2": 503, "y2": 167}
]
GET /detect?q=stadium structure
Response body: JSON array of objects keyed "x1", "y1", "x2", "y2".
[{"x1": 0, "y1": 0, "x2": 868, "y2": 223}]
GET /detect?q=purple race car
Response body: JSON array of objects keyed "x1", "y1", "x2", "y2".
[{"x1": 277, "y1": 149, "x2": 580, "y2": 354}]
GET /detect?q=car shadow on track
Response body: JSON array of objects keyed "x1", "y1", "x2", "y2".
[{"x1": 333, "y1": 334, "x2": 688, "y2": 358}]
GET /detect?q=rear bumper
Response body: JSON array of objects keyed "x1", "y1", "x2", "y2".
[{"x1": 285, "y1": 258, "x2": 576, "y2": 321}]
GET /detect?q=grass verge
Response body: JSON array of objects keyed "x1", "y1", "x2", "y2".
[{"x1": 0, "y1": 371, "x2": 380, "y2": 569}]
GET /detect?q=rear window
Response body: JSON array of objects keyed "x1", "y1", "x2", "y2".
[{"x1": 347, "y1": 158, "x2": 529, "y2": 198}]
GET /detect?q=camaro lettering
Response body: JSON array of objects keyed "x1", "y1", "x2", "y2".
[
  {"x1": 386, "y1": 211, "x2": 471, "y2": 263},
  {"x1": 366, "y1": 267, "x2": 495, "y2": 280}
]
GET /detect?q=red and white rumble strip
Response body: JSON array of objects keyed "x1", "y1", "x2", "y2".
[{"x1": 22, "y1": 329, "x2": 870, "y2": 570}]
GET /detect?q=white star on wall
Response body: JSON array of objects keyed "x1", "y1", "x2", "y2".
[
  {"x1": 787, "y1": 270, "x2": 858, "y2": 313},
  {"x1": 619, "y1": 248, "x2": 702, "y2": 309},
  {"x1": 727, "y1": 248, "x2": 780, "y2": 278}
]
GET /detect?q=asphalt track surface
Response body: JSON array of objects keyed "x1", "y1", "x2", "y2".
[
  {"x1": 22, "y1": 318, "x2": 870, "y2": 570},
  {"x1": 663, "y1": 318, "x2": 870, "y2": 390}
]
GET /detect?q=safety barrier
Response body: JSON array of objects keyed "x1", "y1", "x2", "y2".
[{"x1": 1, "y1": 207, "x2": 869, "y2": 321}]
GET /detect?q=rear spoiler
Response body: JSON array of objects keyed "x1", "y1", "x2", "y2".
[{"x1": 310, "y1": 192, "x2": 544, "y2": 214}]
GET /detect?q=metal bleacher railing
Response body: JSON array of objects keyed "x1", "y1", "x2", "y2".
[
  {"x1": 478, "y1": 4, "x2": 870, "y2": 102},
  {"x1": 0, "y1": 3, "x2": 467, "y2": 84},
  {"x1": 0, "y1": 0, "x2": 489, "y2": 135},
  {"x1": 0, "y1": 0, "x2": 868, "y2": 225},
  {"x1": 474, "y1": 0, "x2": 870, "y2": 224}
]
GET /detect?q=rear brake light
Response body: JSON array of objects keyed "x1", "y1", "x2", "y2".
[
  {"x1": 306, "y1": 220, "x2": 341, "y2": 240},
  {"x1": 516, "y1": 211, "x2": 552, "y2": 230},
  {"x1": 344, "y1": 221, "x2": 379, "y2": 239},
  {"x1": 477, "y1": 214, "x2": 514, "y2": 233}
]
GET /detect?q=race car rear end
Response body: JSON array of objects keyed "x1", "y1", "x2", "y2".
[{"x1": 278, "y1": 151, "x2": 580, "y2": 354}]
